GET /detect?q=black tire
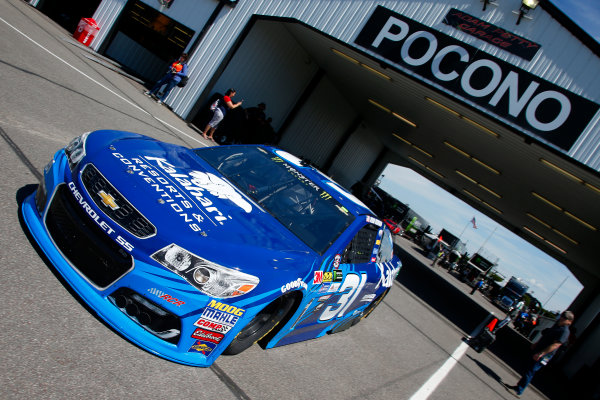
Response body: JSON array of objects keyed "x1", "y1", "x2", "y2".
[{"x1": 223, "y1": 294, "x2": 296, "y2": 355}]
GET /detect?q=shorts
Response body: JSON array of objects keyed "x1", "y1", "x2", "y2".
[{"x1": 208, "y1": 108, "x2": 224, "y2": 128}]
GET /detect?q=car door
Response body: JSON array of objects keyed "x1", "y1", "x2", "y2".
[{"x1": 266, "y1": 220, "x2": 386, "y2": 347}]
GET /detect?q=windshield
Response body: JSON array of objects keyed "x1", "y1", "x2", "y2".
[{"x1": 194, "y1": 146, "x2": 355, "y2": 254}]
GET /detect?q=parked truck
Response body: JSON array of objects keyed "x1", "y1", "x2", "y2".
[{"x1": 495, "y1": 276, "x2": 529, "y2": 311}]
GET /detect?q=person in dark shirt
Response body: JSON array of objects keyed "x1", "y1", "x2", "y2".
[{"x1": 505, "y1": 310, "x2": 574, "y2": 396}]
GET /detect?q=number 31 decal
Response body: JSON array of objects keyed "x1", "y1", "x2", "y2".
[{"x1": 319, "y1": 273, "x2": 367, "y2": 321}]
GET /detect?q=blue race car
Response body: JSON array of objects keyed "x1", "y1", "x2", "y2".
[{"x1": 22, "y1": 130, "x2": 401, "y2": 367}]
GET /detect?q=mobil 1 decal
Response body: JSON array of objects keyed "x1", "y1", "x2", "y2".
[{"x1": 354, "y1": 5, "x2": 600, "y2": 151}]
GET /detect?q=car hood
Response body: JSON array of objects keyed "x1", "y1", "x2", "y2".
[{"x1": 78, "y1": 131, "x2": 314, "y2": 272}]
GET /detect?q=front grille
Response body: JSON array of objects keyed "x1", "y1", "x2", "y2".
[
  {"x1": 45, "y1": 184, "x2": 133, "y2": 289},
  {"x1": 81, "y1": 164, "x2": 156, "y2": 239},
  {"x1": 109, "y1": 288, "x2": 181, "y2": 344}
]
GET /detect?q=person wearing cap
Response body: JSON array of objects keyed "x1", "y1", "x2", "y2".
[{"x1": 505, "y1": 310, "x2": 574, "y2": 397}]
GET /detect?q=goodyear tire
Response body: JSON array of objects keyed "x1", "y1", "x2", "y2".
[{"x1": 223, "y1": 294, "x2": 296, "y2": 355}]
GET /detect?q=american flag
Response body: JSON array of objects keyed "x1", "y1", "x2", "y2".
[{"x1": 471, "y1": 217, "x2": 478, "y2": 229}]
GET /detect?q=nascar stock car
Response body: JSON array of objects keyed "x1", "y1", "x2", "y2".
[{"x1": 21, "y1": 130, "x2": 402, "y2": 367}]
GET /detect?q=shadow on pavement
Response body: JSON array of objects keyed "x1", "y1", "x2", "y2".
[{"x1": 394, "y1": 243, "x2": 569, "y2": 400}]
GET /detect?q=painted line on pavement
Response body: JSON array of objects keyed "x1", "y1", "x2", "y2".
[
  {"x1": 0, "y1": 16, "x2": 204, "y2": 146},
  {"x1": 409, "y1": 314, "x2": 495, "y2": 400}
]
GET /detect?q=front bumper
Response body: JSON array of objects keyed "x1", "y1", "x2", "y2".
[{"x1": 20, "y1": 151, "x2": 249, "y2": 367}]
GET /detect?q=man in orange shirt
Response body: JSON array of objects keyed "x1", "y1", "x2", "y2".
[{"x1": 145, "y1": 53, "x2": 188, "y2": 104}]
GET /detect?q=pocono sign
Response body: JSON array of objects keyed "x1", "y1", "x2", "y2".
[{"x1": 355, "y1": 6, "x2": 599, "y2": 151}]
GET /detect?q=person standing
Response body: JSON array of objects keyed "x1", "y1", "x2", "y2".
[
  {"x1": 505, "y1": 311, "x2": 574, "y2": 397},
  {"x1": 470, "y1": 278, "x2": 484, "y2": 295},
  {"x1": 145, "y1": 53, "x2": 188, "y2": 104},
  {"x1": 431, "y1": 243, "x2": 444, "y2": 266},
  {"x1": 203, "y1": 88, "x2": 243, "y2": 140}
]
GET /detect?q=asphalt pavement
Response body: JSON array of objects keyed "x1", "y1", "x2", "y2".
[{"x1": 0, "y1": 1, "x2": 566, "y2": 398}]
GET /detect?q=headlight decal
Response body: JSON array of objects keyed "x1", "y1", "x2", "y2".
[
  {"x1": 65, "y1": 132, "x2": 91, "y2": 170},
  {"x1": 151, "y1": 244, "x2": 259, "y2": 298}
]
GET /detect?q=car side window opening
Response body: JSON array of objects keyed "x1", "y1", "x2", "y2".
[
  {"x1": 376, "y1": 228, "x2": 394, "y2": 263},
  {"x1": 342, "y1": 223, "x2": 379, "y2": 264}
]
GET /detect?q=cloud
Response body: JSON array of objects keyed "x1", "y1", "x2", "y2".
[{"x1": 379, "y1": 165, "x2": 583, "y2": 311}]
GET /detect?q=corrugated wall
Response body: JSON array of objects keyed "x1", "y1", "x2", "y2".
[
  {"x1": 90, "y1": 0, "x2": 127, "y2": 50},
  {"x1": 104, "y1": 31, "x2": 166, "y2": 81},
  {"x1": 90, "y1": 0, "x2": 600, "y2": 169},
  {"x1": 91, "y1": 0, "x2": 215, "y2": 52},
  {"x1": 330, "y1": 125, "x2": 384, "y2": 188},
  {"x1": 208, "y1": 21, "x2": 319, "y2": 133},
  {"x1": 279, "y1": 77, "x2": 357, "y2": 169}
]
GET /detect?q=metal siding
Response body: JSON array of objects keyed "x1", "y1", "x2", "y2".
[
  {"x1": 90, "y1": 0, "x2": 600, "y2": 169},
  {"x1": 104, "y1": 32, "x2": 166, "y2": 81},
  {"x1": 92, "y1": 0, "x2": 214, "y2": 55},
  {"x1": 91, "y1": 0, "x2": 127, "y2": 51},
  {"x1": 279, "y1": 77, "x2": 356, "y2": 167},
  {"x1": 329, "y1": 126, "x2": 384, "y2": 188},
  {"x1": 209, "y1": 21, "x2": 319, "y2": 132}
]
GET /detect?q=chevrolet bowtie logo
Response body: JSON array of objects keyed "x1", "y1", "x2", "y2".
[{"x1": 98, "y1": 190, "x2": 119, "y2": 210}]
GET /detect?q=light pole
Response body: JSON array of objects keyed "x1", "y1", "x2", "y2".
[{"x1": 544, "y1": 276, "x2": 569, "y2": 310}]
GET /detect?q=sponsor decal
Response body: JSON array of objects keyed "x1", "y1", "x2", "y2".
[
  {"x1": 443, "y1": 8, "x2": 540, "y2": 61},
  {"x1": 323, "y1": 270, "x2": 343, "y2": 283},
  {"x1": 333, "y1": 270, "x2": 343, "y2": 282},
  {"x1": 313, "y1": 271, "x2": 323, "y2": 284},
  {"x1": 333, "y1": 254, "x2": 341, "y2": 269},
  {"x1": 196, "y1": 300, "x2": 245, "y2": 333},
  {"x1": 328, "y1": 283, "x2": 341, "y2": 293},
  {"x1": 191, "y1": 327, "x2": 224, "y2": 343},
  {"x1": 193, "y1": 317, "x2": 231, "y2": 334},
  {"x1": 362, "y1": 294, "x2": 376, "y2": 302},
  {"x1": 111, "y1": 153, "x2": 204, "y2": 232},
  {"x1": 318, "y1": 283, "x2": 331, "y2": 293},
  {"x1": 67, "y1": 182, "x2": 134, "y2": 251},
  {"x1": 188, "y1": 340, "x2": 217, "y2": 355},
  {"x1": 272, "y1": 155, "x2": 338, "y2": 203},
  {"x1": 200, "y1": 308, "x2": 239, "y2": 328},
  {"x1": 366, "y1": 216, "x2": 382, "y2": 227},
  {"x1": 145, "y1": 156, "x2": 252, "y2": 214},
  {"x1": 281, "y1": 278, "x2": 308, "y2": 293},
  {"x1": 376, "y1": 260, "x2": 401, "y2": 289},
  {"x1": 111, "y1": 154, "x2": 252, "y2": 231},
  {"x1": 319, "y1": 273, "x2": 367, "y2": 321},
  {"x1": 147, "y1": 288, "x2": 185, "y2": 306},
  {"x1": 354, "y1": 6, "x2": 599, "y2": 151},
  {"x1": 98, "y1": 190, "x2": 119, "y2": 210},
  {"x1": 207, "y1": 300, "x2": 245, "y2": 317}
]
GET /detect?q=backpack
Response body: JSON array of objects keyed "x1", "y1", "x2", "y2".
[
  {"x1": 177, "y1": 75, "x2": 189, "y2": 88},
  {"x1": 210, "y1": 99, "x2": 220, "y2": 111}
]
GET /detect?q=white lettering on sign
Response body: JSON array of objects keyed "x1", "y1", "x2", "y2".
[{"x1": 355, "y1": 6, "x2": 600, "y2": 150}]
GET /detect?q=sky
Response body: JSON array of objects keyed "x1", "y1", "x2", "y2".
[
  {"x1": 553, "y1": 0, "x2": 600, "y2": 44},
  {"x1": 378, "y1": 166, "x2": 583, "y2": 313},
  {"x1": 374, "y1": 1, "x2": 600, "y2": 314}
]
